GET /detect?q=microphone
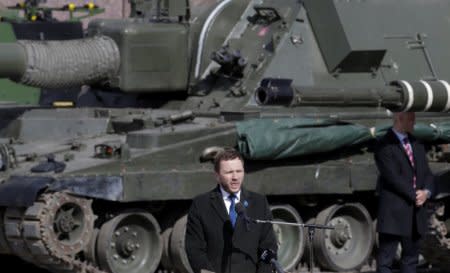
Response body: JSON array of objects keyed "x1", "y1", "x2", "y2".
[{"x1": 260, "y1": 249, "x2": 284, "y2": 273}]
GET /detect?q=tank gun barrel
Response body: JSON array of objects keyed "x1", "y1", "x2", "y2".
[
  {"x1": 0, "y1": 43, "x2": 27, "y2": 79},
  {"x1": 0, "y1": 36, "x2": 120, "y2": 89},
  {"x1": 255, "y1": 78, "x2": 450, "y2": 112}
]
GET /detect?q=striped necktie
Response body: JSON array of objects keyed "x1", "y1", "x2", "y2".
[{"x1": 402, "y1": 137, "x2": 416, "y2": 188}]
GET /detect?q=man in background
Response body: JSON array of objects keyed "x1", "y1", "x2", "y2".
[
  {"x1": 185, "y1": 149, "x2": 277, "y2": 273},
  {"x1": 374, "y1": 112, "x2": 434, "y2": 273}
]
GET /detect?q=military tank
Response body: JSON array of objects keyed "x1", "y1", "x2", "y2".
[{"x1": 0, "y1": 0, "x2": 449, "y2": 273}]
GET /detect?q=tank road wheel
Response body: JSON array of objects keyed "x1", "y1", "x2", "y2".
[
  {"x1": 270, "y1": 205, "x2": 305, "y2": 271},
  {"x1": 96, "y1": 211, "x2": 162, "y2": 273},
  {"x1": 160, "y1": 227, "x2": 174, "y2": 271},
  {"x1": 85, "y1": 228, "x2": 100, "y2": 266},
  {"x1": 39, "y1": 192, "x2": 95, "y2": 256},
  {"x1": 170, "y1": 215, "x2": 193, "y2": 273},
  {"x1": 313, "y1": 203, "x2": 373, "y2": 271},
  {"x1": 0, "y1": 208, "x2": 12, "y2": 254}
]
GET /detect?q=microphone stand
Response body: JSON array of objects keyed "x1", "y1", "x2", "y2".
[{"x1": 254, "y1": 219, "x2": 334, "y2": 273}]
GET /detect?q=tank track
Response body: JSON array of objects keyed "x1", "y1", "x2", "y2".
[
  {"x1": 422, "y1": 202, "x2": 450, "y2": 269},
  {"x1": 2, "y1": 195, "x2": 449, "y2": 273},
  {"x1": 2, "y1": 192, "x2": 106, "y2": 273}
]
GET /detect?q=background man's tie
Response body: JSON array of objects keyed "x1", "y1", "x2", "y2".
[
  {"x1": 402, "y1": 137, "x2": 416, "y2": 188},
  {"x1": 229, "y1": 194, "x2": 237, "y2": 228}
]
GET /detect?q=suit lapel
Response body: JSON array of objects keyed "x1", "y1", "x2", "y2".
[
  {"x1": 233, "y1": 188, "x2": 252, "y2": 240},
  {"x1": 388, "y1": 129, "x2": 415, "y2": 169},
  {"x1": 209, "y1": 186, "x2": 229, "y2": 223},
  {"x1": 409, "y1": 135, "x2": 419, "y2": 167}
]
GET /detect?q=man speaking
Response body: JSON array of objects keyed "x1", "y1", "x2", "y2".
[{"x1": 185, "y1": 149, "x2": 277, "y2": 273}]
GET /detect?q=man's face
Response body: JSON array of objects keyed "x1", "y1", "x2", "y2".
[
  {"x1": 215, "y1": 158, "x2": 244, "y2": 194},
  {"x1": 401, "y1": 112, "x2": 416, "y2": 133},
  {"x1": 394, "y1": 112, "x2": 416, "y2": 133}
]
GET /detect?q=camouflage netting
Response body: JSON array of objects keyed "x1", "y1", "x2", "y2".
[{"x1": 236, "y1": 118, "x2": 450, "y2": 160}]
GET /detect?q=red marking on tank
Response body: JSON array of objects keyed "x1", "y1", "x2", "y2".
[{"x1": 258, "y1": 27, "x2": 269, "y2": 37}]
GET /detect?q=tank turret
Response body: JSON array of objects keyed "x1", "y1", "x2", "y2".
[
  {"x1": 0, "y1": 22, "x2": 189, "y2": 93},
  {"x1": 0, "y1": 1, "x2": 449, "y2": 273}
]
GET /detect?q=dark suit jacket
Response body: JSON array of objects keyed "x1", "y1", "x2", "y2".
[
  {"x1": 374, "y1": 128, "x2": 434, "y2": 237},
  {"x1": 185, "y1": 186, "x2": 277, "y2": 273}
]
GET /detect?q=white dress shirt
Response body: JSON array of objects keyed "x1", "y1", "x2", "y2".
[
  {"x1": 392, "y1": 128, "x2": 408, "y2": 144},
  {"x1": 219, "y1": 186, "x2": 241, "y2": 214}
]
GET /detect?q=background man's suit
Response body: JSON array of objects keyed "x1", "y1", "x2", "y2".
[
  {"x1": 185, "y1": 186, "x2": 277, "y2": 273},
  {"x1": 374, "y1": 128, "x2": 434, "y2": 273}
]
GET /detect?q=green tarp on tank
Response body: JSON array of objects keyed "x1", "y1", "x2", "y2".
[
  {"x1": 413, "y1": 122, "x2": 450, "y2": 142},
  {"x1": 236, "y1": 118, "x2": 450, "y2": 160}
]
